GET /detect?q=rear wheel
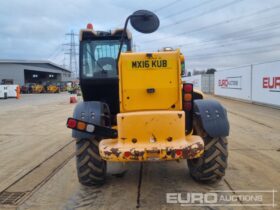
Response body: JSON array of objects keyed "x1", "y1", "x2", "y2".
[
  {"x1": 76, "y1": 138, "x2": 106, "y2": 186},
  {"x1": 187, "y1": 117, "x2": 228, "y2": 183}
]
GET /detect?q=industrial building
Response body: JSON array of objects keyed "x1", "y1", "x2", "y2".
[{"x1": 0, "y1": 60, "x2": 72, "y2": 85}]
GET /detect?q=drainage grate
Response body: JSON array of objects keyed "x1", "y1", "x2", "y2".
[{"x1": 0, "y1": 191, "x2": 27, "y2": 205}]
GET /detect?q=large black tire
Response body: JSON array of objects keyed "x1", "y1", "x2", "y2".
[
  {"x1": 76, "y1": 138, "x2": 106, "y2": 186},
  {"x1": 187, "y1": 117, "x2": 228, "y2": 183}
]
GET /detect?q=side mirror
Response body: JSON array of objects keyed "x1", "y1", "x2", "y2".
[
  {"x1": 130, "y1": 10, "x2": 160, "y2": 34},
  {"x1": 117, "y1": 10, "x2": 160, "y2": 69}
]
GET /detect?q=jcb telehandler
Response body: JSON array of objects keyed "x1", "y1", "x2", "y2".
[{"x1": 67, "y1": 10, "x2": 229, "y2": 186}]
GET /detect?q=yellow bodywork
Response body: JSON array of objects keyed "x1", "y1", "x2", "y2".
[
  {"x1": 118, "y1": 50, "x2": 182, "y2": 112},
  {"x1": 47, "y1": 85, "x2": 60, "y2": 93},
  {"x1": 99, "y1": 50, "x2": 204, "y2": 161},
  {"x1": 32, "y1": 84, "x2": 45, "y2": 93},
  {"x1": 99, "y1": 111, "x2": 204, "y2": 161}
]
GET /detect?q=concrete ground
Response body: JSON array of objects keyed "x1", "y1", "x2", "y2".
[{"x1": 0, "y1": 93, "x2": 279, "y2": 210}]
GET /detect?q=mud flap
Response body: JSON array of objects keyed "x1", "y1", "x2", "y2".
[
  {"x1": 193, "y1": 99, "x2": 229, "y2": 137},
  {"x1": 72, "y1": 101, "x2": 110, "y2": 139}
]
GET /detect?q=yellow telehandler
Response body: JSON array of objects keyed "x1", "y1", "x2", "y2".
[
  {"x1": 67, "y1": 10, "x2": 229, "y2": 186},
  {"x1": 32, "y1": 84, "x2": 45, "y2": 93},
  {"x1": 46, "y1": 83, "x2": 60, "y2": 93}
]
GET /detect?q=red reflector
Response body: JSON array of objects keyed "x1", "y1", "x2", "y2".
[
  {"x1": 176, "y1": 149, "x2": 182, "y2": 156},
  {"x1": 183, "y1": 84, "x2": 193, "y2": 92},
  {"x1": 87, "y1": 23, "x2": 93, "y2": 30},
  {"x1": 67, "y1": 119, "x2": 77, "y2": 128},
  {"x1": 183, "y1": 102, "x2": 192, "y2": 111},
  {"x1": 124, "y1": 151, "x2": 131, "y2": 158}
]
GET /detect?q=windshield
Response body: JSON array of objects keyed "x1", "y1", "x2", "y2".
[{"x1": 81, "y1": 40, "x2": 128, "y2": 78}]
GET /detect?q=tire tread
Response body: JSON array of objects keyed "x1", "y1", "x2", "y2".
[
  {"x1": 76, "y1": 138, "x2": 106, "y2": 186},
  {"x1": 188, "y1": 117, "x2": 228, "y2": 183}
]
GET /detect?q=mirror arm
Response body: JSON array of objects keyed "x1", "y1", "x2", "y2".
[
  {"x1": 116, "y1": 15, "x2": 132, "y2": 74},
  {"x1": 116, "y1": 11, "x2": 158, "y2": 74}
]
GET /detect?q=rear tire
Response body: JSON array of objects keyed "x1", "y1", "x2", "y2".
[
  {"x1": 187, "y1": 117, "x2": 228, "y2": 183},
  {"x1": 76, "y1": 138, "x2": 106, "y2": 186}
]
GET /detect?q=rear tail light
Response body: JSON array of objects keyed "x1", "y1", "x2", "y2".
[
  {"x1": 176, "y1": 149, "x2": 182, "y2": 156},
  {"x1": 184, "y1": 93, "x2": 192, "y2": 101},
  {"x1": 67, "y1": 118, "x2": 95, "y2": 133},
  {"x1": 182, "y1": 83, "x2": 193, "y2": 111},
  {"x1": 183, "y1": 102, "x2": 192, "y2": 111},
  {"x1": 77, "y1": 121, "x2": 86, "y2": 130},
  {"x1": 183, "y1": 83, "x2": 193, "y2": 93},
  {"x1": 66, "y1": 118, "x2": 118, "y2": 138},
  {"x1": 124, "y1": 151, "x2": 131, "y2": 158},
  {"x1": 67, "y1": 118, "x2": 77, "y2": 128},
  {"x1": 86, "y1": 124, "x2": 95, "y2": 132},
  {"x1": 182, "y1": 83, "x2": 193, "y2": 134}
]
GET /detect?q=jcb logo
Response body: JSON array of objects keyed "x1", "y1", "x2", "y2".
[{"x1": 131, "y1": 60, "x2": 168, "y2": 69}]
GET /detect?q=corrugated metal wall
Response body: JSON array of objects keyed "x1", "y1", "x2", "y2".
[
  {"x1": 182, "y1": 74, "x2": 214, "y2": 94},
  {"x1": 0, "y1": 63, "x2": 71, "y2": 85},
  {"x1": 0, "y1": 64, "x2": 25, "y2": 85},
  {"x1": 201, "y1": 74, "x2": 214, "y2": 94}
]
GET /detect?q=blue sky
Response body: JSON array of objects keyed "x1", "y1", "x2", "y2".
[{"x1": 1, "y1": 0, "x2": 280, "y2": 70}]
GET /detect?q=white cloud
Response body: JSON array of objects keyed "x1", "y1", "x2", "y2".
[{"x1": 0, "y1": 0, "x2": 280, "y2": 70}]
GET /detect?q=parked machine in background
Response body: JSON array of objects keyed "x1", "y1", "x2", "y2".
[
  {"x1": 66, "y1": 10, "x2": 230, "y2": 186},
  {"x1": 32, "y1": 84, "x2": 45, "y2": 93},
  {"x1": 1, "y1": 79, "x2": 14, "y2": 99},
  {"x1": 7, "y1": 85, "x2": 18, "y2": 98},
  {"x1": 21, "y1": 82, "x2": 66, "y2": 94},
  {"x1": 67, "y1": 81, "x2": 80, "y2": 94},
  {"x1": 59, "y1": 82, "x2": 68, "y2": 92},
  {"x1": 21, "y1": 83, "x2": 35, "y2": 94},
  {"x1": 0, "y1": 85, "x2": 8, "y2": 99},
  {"x1": 0, "y1": 84, "x2": 19, "y2": 99},
  {"x1": 46, "y1": 82, "x2": 60, "y2": 93}
]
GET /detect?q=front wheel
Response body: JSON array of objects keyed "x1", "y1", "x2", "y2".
[
  {"x1": 76, "y1": 138, "x2": 106, "y2": 186},
  {"x1": 187, "y1": 118, "x2": 228, "y2": 183}
]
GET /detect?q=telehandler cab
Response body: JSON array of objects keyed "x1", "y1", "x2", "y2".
[{"x1": 67, "y1": 10, "x2": 229, "y2": 186}]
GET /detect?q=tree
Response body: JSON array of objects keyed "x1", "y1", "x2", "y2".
[
  {"x1": 193, "y1": 70, "x2": 206, "y2": 75},
  {"x1": 206, "y1": 68, "x2": 216, "y2": 74}
]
